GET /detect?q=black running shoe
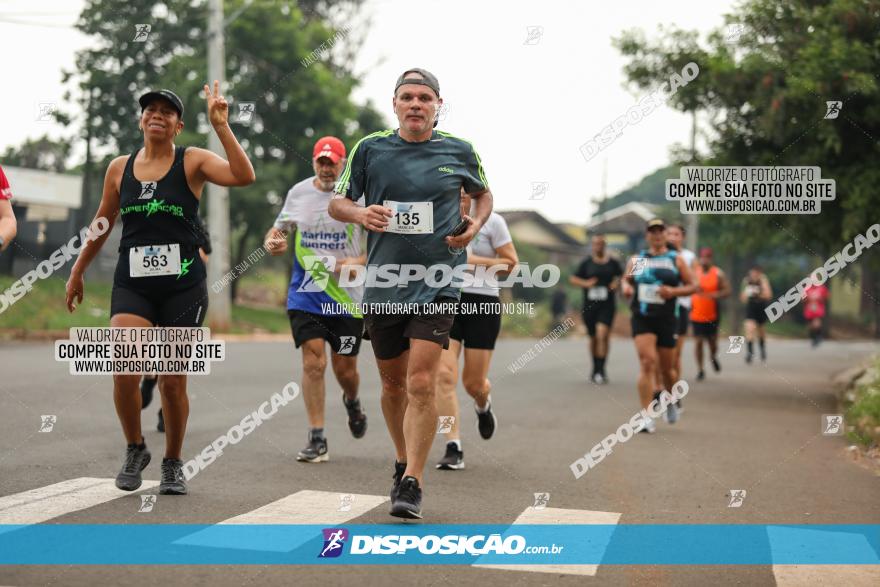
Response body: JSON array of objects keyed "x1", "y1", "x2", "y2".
[
  {"x1": 475, "y1": 402, "x2": 497, "y2": 440},
  {"x1": 745, "y1": 352, "x2": 754, "y2": 364},
  {"x1": 760, "y1": 347, "x2": 767, "y2": 362},
  {"x1": 115, "y1": 442, "x2": 151, "y2": 491},
  {"x1": 390, "y1": 476, "x2": 422, "y2": 519},
  {"x1": 711, "y1": 357, "x2": 721, "y2": 372},
  {"x1": 697, "y1": 370, "x2": 705, "y2": 381},
  {"x1": 159, "y1": 458, "x2": 187, "y2": 495},
  {"x1": 436, "y1": 442, "x2": 465, "y2": 470},
  {"x1": 140, "y1": 376, "x2": 157, "y2": 410},
  {"x1": 296, "y1": 434, "x2": 328, "y2": 463},
  {"x1": 343, "y1": 395, "x2": 367, "y2": 439},
  {"x1": 157, "y1": 408, "x2": 165, "y2": 433},
  {"x1": 390, "y1": 461, "x2": 407, "y2": 500}
]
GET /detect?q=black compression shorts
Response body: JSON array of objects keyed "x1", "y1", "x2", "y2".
[
  {"x1": 745, "y1": 303, "x2": 768, "y2": 324},
  {"x1": 581, "y1": 301, "x2": 616, "y2": 337},
  {"x1": 676, "y1": 308, "x2": 690, "y2": 336},
  {"x1": 111, "y1": 281, "x2": 208, "y2": 327},
  {"x1": 450, "y1": 292, "x2": 502, "y2": 350},
  {"x1": 631, "y1": 312, "x2": 677, "y2": 348}
]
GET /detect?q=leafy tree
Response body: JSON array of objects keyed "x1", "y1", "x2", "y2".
[
  {"x1": 61, "y1": 0, "x2": 383, "y2": 299},
  {"x1": 1, "y1": 136, "x2": 72, "y2": 173},
  {"x1": 614, "y1": 0, "x2": 880, "y2": 334}
]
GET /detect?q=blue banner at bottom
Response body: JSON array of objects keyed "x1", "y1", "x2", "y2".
[{"x1": 0, "y1": 524, "x2": 878, "y2": 565}]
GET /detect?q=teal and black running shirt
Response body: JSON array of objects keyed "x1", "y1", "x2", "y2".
[
  {"x1": 335, "y1": 129, "x2": 489, "y2": 305},
  {"x1": 631, "y1": 249, "x2": 681, "y2": 318}
]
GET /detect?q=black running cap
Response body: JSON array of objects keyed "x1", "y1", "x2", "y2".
[
  {"x1": 139, "y1": 89, "x2": 184, "y2": 117},
  {"x1": 394, "y1": 68, "x2": 440, "y2": 97}
]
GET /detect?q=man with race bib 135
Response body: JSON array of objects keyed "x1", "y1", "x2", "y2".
[{"x1": 329, "y1": 68, "x2": 493, "y2": 519}]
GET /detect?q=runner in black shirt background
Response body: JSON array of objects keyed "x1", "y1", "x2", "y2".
[{"x1": 569, "y1": 235, "x2": 622, "y2": 384}]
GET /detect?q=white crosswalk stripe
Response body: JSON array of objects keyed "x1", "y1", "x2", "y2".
[
  {"x1": 473, "y1": 506, "x2": 621, "y2": 576},
  {"x1": 175, "y1": 489, "x2": 388, "y2": 552},
  {"x1": 0, "y1": 477, "x2": 158, "y2": 525},
  {"x1": 769, "y1": 526, "x2": 880, "y2": 586}
]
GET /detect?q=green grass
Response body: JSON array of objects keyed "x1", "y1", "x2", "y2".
[
  {"x1": 229, "y1": 304, "x2": 289, "y2": 334},
  {"x1": 845, "y1": 357, "x2": 880, "y2": 447},
  {"x1": 0, "y1": 275, "x2": 290, "y2": 334}
]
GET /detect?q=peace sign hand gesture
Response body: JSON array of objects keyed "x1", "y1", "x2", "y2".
[{"x1": 204, "y1": 80, "x2": 228, "y2": 128}]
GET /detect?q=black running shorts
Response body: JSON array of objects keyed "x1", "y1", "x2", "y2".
[
  {"x1": 450, "y1": 292, "x2": 502, "y2": 350},
  {"x1": 581, "y1": 300, "x2": 616, "y2": 337},
  {"x1": 111, "y1": 281, "x2": 208, "y2": 327},
  {"x1": 288, "y1": 310, "x2": 364, "y2": 356},
  {"x1": 691, "y1": 320, "x2": 719, "y2": 338},
  {"x1": 631, "y1": 312, "x2": 677, "y2": 348},
  {"x1": 676, "y1": 308, "x2": 690, "y2": 336},
  {"x1": 363, "y1": 297, "x2": 457, "y2": 360},
  {"x1": 745, "y1": 303, "x2": 768, "y2": 325}
]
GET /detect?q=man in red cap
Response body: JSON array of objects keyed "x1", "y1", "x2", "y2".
[
  {"x1": 263, "y1": 136, "x2": 368, "y2": 463},
  {"x1": 690, "y1": 247, "x2": 731, "y2": 380}
]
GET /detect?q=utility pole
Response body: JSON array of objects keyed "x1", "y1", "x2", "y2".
[
  {"x1": 684, "y1": 110, "x2": 699, "y2": 251},
  {"x1": 206, "y1": 0, "x2": 231, "y2": 331}
]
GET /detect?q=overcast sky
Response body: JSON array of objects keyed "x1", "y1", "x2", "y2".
[{"x1": 0, "y1": 0, "x2": 735, "y2": 223}]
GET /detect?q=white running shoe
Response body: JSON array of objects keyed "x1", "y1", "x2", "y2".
[{"x1": 638, "y1": 415, "x2": 657, "y2": 434}]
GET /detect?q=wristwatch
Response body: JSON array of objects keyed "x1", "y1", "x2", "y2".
[{"x1": 0, "y1": 236, "x2": 5, "y2": 250}]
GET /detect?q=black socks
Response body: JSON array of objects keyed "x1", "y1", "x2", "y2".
[{"x1": 592, "y1": 355, "x2": 606, "y2": 376}]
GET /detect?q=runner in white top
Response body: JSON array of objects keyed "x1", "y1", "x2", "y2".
[
  {"x1": 658, "y1": 223, "x2": 695, "y2": 414},
  {"x1": 435, "y1": 201, "x2": 518, "y2": 470},
  {"x1": 264, "y1": 136, "x2": 368, "y2": 463}
]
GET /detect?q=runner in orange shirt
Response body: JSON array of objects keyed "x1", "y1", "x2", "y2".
[{"x1": 690, "y1": 248, "x2": 731, "y2": 381}]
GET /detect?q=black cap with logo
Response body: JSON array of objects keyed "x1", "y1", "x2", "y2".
[{"x1": 138, "y1": 89, "x2": 184, "y2": 117}]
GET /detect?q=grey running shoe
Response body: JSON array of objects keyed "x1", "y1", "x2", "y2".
[
  {"x1": 115, "y1": 442, "x2": 151, "y2": 491},
  {"x1": 436, "y1": 442, "x2": 465, "y2": 470},
  {"x1": 159, "y1": 458, "x2": 187, "y2": 495},
  {"x1": 343, "y1": 395, "x2": 367, "y2": 439},
  {"x1": 296, "y1": 435, "x2": 329, "y2": 463},
  {"x1": 390, "y1": 461, "x2": 407, "y2": 500},
  {"x1": 390, "y1": 476, "x2": 422, "y2": 519},
  {"x1": 476, "y1": 402, "x2": 497, "y2": 440}
]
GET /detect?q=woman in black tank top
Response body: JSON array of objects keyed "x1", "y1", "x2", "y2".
[
  {"x1": 740, "y1": 265, "x2": 772, "y2": 363},
  {"x1": 64, "y1": 83, "x2": 255, "y2": 496}
]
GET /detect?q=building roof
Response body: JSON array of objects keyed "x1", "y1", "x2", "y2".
[
  {"x1": 2, "y1": 166, "x2": 82, "y2": 209},
  {"x1": 587, "y1": 202, "x2": 657, "y2": 233},
  {"x1": 497, "y1": 210, "x2": 584, "y2": 247}
]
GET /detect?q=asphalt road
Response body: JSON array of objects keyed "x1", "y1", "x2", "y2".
[{"x1": 0, "y1": 335, "x2": 878, "y2": 586}]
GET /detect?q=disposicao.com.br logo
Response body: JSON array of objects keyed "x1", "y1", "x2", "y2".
[{"x1": 318, "y1": 529, "x2": 562, "y2": 557}]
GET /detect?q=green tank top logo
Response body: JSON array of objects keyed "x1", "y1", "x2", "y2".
[
  {"x1": 177, "y1": 257, "x2": 194, "y2": 280},
  {"x1": 121, "y1": 199, "x2": 184, "y2": 219}
]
